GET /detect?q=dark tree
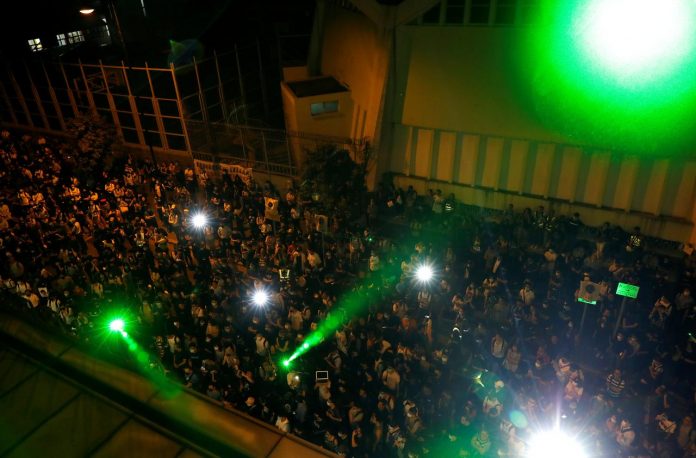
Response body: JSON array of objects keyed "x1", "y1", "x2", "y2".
[{"x1": 299, "y1": 145, "x2": 367, "y2": 223}]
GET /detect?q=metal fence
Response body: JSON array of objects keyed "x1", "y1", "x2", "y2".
[{"x1": 0, "y1": 48, "x2": 367, "y2": 178}]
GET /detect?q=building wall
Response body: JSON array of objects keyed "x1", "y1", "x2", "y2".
[
  {"x1": 280, "y1": 82, "x2": 354, "y2": 139},
  {"x1": 280, "y1": 81, "x2": 354, "y2": 167},
  {"x1": 319, "y1": 3, "x2": 389, "y2": 143},
  {"x1": 380, "y1": 24, "x2": 696, "y2": 241}
]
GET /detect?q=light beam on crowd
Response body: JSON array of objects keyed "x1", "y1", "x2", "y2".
[
  {"x1": 414, "y1": 264, "x2": 434, "y2": 284},
  {"x1": 105, "y1": 313, "x2": 178, "y2": 396},
  {"x1": 252, "y1": 289, "x2": 269, "y2": 307},
  {"x1": 281, "y1": 262, "x2": 439, "y2": 367},
  {"x1": 526, "y1": 428, "x2": 587, "y2": 458},
  {"x1": 191, "y1": 212, "x2": 208, "y2": 229},
  {"x1": 280, "y1": 270, "x2": 391, "y2": 368}
]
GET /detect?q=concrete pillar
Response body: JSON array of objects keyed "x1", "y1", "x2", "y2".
[{"x1": 307, "y1": 0, "x2": 327, "y2": 76}]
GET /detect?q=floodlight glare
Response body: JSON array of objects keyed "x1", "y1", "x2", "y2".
[
  {"x1": 527, "y1": 429, "x2": 587, "y2": 458},
  {"x1": 415, "y1": 265, "x2": 434, "y2": 283},
  {"x1": 79, "y1": 8, "x2": 95, "y2": 14},
  {"x1": 191, "y1": 213, "x2": 208, "y2": 229},
  {"x1": 109, "y1": 318, "x2": 125, "y2": 333},
  {"x1": 252, "y1": 290, "x2": 269, "y2": 307}
]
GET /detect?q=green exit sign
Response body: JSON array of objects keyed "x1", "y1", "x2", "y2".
[{"x1": 616, "y1": 282, "x2": 639, "y2": 299}]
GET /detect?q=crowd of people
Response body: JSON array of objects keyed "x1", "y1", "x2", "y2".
[{"x1": 1, "y1": 124, "x2": 696, "y2": 457}]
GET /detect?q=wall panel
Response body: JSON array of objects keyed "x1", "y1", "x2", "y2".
[
  {"x1": 583, "y1": 152, "x2": 611, "y2": 206},
  {"x1": 671, "y1": 162, "x2": 696, "y2": 218},
  {"x1": 602, "y1": 157, "x2": 623, "y2": 209},
  {"x1": 506, "y1": 140, "x2": 529, "y2": 193},
  {"x1": 390, "y1": 124, "x2": 411, "y2": 174},
  {"x1": 642, "y1": 159, "x2": 670, "y2": 215},
  {"x1": 612, "y1": 156, "x2": 639, "y2": 211},
  {"x1": 436, "y1": 131, "x2": 457, "y2": 182},
  {"x1": 530, "y1": 143, "x2": 555, "y2": 197},
  {"x1": 405, "y1": 126, "x2": 416, "y2": 175},
  {"x1": 414, "y1": 128, "x2": 433, "y2": 178},
  {"x1": 457, "y1": 134, "x2": 480, "y2": 185},
  {"x1": 556, "y1": 147, "x2": 582, "y2": 201},
  {"x1": 394, "y1": 124, "x2": 696, "y2": 224},
  {"x1": 481, "y1": 137, "x2": 504, "y2": 189}
]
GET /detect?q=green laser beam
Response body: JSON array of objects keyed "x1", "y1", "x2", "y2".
[
  {"x1": 102, "y1": 313, "x2": 180, "y2": 397},
  {"x1": 281, "y1": 261, "x2": 431, "y2": 365}
]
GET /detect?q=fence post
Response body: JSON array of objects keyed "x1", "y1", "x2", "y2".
[
  {"x1": 285, "y1": 130, "x2": 294, "y2": 176},
  {"x1": 261, "y1": 129, "x2": 272, "y2": 179},
  {"x1": 193, "y1": 56, "x2": 212, "y2": 153},
  {"x1": 234, "y1": 44, "x2": 248, "y2": 122},
  {"x1": 42, "y1": 63, "x2": 66, "y2": 131},
  {"x1": 0, "y1": 80, "x2": 18, "y2": 124},
  {"x1": 8, "y1": 68, "x2": 33, "y2": 126},
  {"x1": 24, "y1": 62, "x2": 50, "y2": 129},
  {"x1": 121, "y1": 62, "x2": 146, "y2": 146},
  {"x1": 145, "y1": 62, "x2": 168, "y2": 150},
  {"x1": 256, "y1": 38, "x2": 270, "y2": 119},
  {"x1": 170, "y1": 63, "x2": 195, "y2": 164},
  {"x1": 77, "y1": 59, "x2": 98, "y2": 117},
  {"x1": 59, "y1": 61, "x2": 80, "y2": 118},
  {"x1": 98, "y1": 60, "x2": 122, "y2": 140},
  {"x1": 213, "y1": 50, "x2": 228, "y2": 122}
]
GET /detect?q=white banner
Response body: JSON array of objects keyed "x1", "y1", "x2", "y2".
[{"x1": 194, "y1": 160, "x2": 253, "y2": 186}]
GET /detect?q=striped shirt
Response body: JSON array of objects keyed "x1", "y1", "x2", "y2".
[{"x1": 606, "y1": 374, "x2": 625, "y2": 397}]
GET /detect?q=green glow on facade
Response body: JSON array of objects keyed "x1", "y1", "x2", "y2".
[{"x1": 519, "y1": 0, "x2": 696, "y2": 155}]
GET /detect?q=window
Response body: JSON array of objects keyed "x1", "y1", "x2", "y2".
[
  {"x1": 57, "y1": 34, "x2": 67, "y2": 46},
  {"x1": 495, "y1": 0, "x2": 517, "y2": 24},
  {"x1": 27, "y1": 38, "x2": 42, "y2": 52},
  {"x1": 422, "y1": 3, "x2": 442, "y2": 24},
  {"x1": 310, "y1": 101, "x2": 339, "y2": 116},
  {"x1": 470, "y1": 0, "x2": 491, "y2": 24},
  {"x1": 67, "y1": 31, "x2": 85, "y2": 44},
  {"x1": 445, "y1": 0, "x2": 465, "y2": 24}
]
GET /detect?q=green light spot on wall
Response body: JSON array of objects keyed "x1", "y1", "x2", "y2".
[
  {"x1": 573, "y1": 0, "x2": 696, "y2": 86},
  {"x1": 520, "y1": 0, "x2": 696, "y2": 155}
]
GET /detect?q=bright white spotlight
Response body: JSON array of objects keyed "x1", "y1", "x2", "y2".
[
  {"x1": 527, "y1": 429, "x2": 587, "y2": 458},
  {"x1": 191, "y1": 213, "x2": 207, "y2": 229},
  {"x1": 415, "y1": 264, "x2": 434, "y2": 283},
  {"x1": 252, "y1": 290, "x2": 269, "y2": 307},
  {"x1": 79, "y1": 8, "x2": 95, "y2": 14}
]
